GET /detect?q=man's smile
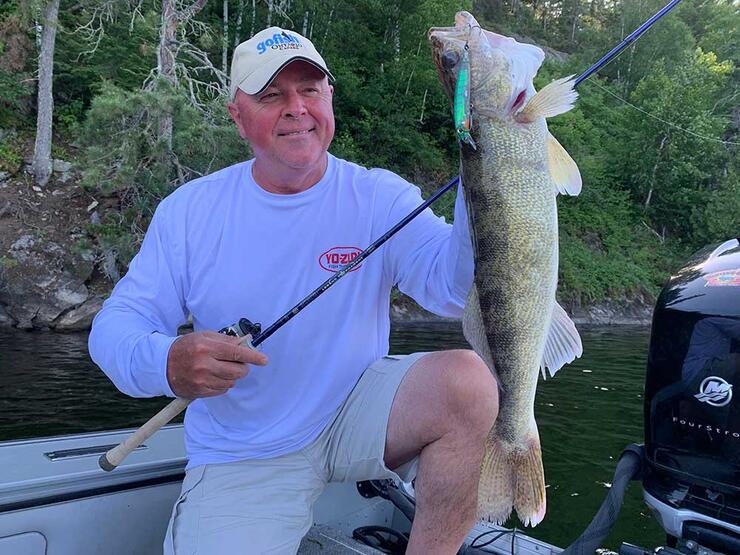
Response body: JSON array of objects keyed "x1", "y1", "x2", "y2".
[{"x1": 278, "y1": 127, "x2": 316, "y2": 137}]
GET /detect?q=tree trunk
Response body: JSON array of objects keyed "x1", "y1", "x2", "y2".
[
  {"x1": 222, "y1": 0, "x2": 228, "y2": 72},
  {"x1": 157, "y1": 0, "x2": 178, "y2": 148},
  {"x1": 234, "y1": 0, "x2": 245, "y2": 47},
  {"x1": 32, "y1": 0, "x2": 60, "y2": 189},
  {"x1": 250, "y1": 0, "x2": 256, "y2": 36},
  {"x1": 156, "y1": 0, "x2": 208, "y2": 148},
  {"x1": 267, "y1": 0, "x2": 273, "y2": 27},
  {"x1": 392, "y1": 3, "x2": 400, "y2": 62},
  {"x1": 645, "y1": 134, "x2": 668, "y2": 209},
  {"x1": 321, "y1": 8, "x2": 333, "y2": 50}
]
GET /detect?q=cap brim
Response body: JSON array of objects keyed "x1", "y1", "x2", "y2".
[{"x1": 235, "y1": 56, "x2": 335, "y2": 97}]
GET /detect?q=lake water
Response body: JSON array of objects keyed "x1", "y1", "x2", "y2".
[{"x1": 0, "y1": 322, "x2": 665, "y2": 549}]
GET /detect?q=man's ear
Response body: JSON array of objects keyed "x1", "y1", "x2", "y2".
[
  {"x1": 227, "y1": 101, "x2": 248, "y2": 139},
  {"x1": 227, "y1": 102, "x2": 238, "y2": 120}
]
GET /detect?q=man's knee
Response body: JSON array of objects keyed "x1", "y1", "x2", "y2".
[{"x1": 438, "y1": 350, "x2": 499, "y2": 437}]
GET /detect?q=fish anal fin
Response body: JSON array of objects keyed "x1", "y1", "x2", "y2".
[
  {"x1": 540, "y1": 301, "x2": 583, "y2": 379},
  {"x1": 547, "y1": 132, "x2": 582, "y2": 196},
  {"x1": 515, "y1": 75, "x2": 578, "y2": 123}
]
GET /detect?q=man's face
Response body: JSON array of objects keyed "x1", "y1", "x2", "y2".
[{"x1": 228, "y1": 61, "x2": 335, "y2": 175}]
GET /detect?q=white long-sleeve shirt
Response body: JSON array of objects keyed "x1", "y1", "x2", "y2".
[{"x1": 89, "y1": 154, "x2": 473, "y2": 468}]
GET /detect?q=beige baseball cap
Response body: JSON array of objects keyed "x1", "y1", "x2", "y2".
[{"x1": 229, "y1": 27, "x2": 335, "y2": 100}]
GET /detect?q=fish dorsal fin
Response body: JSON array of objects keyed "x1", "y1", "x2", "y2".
[
  {"x1": 515, "y1": 75, "x2": 578, "y2": 123},
  {"x1": 547, "y1": 132, "x2": 582, "y2": 196},
  {"x1": 540, "y1": 301, "x2": 583, "y2": 379}
]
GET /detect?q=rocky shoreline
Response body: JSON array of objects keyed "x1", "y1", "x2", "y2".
[
  {"x1": 390, "y1": 292, "x2": 653, "y2": 327},
  {"x1": 0, "y1": 162, "x2": 654, "y2": 333}
]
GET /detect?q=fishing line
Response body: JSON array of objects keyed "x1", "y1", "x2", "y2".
[
  {"x1": 468, "y1": 527, "x2": 517, "y2": 549},
  {"x1": 574, "y1": 0, "x2": 684, "y2": 87},
  {"x1": 586, "y1": 79, "x2": 740, "y2": 146}
]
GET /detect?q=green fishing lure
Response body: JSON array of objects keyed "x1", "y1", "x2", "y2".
[{"x1": 453, "y1": 45, "x2": 476, "y2": 149}]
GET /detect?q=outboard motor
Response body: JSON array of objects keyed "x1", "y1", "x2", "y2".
[{"x1": 643, "y1": 238, "x2": 740, "y2": 552}]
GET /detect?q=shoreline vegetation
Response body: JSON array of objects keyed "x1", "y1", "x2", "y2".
[{"x1": 0, "y1": 0, "x2": 737, "y2": 332}]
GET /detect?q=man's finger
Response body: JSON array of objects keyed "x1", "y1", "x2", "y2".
[
  {"x1": 211, "y1": 336, "x2": 268, "y2": 365},
  {"x1": 210, "y1": 361, "x2": 250, "y2": 381}
]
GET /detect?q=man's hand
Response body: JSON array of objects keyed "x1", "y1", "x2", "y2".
[{"x1": 166, "y1": 331, "x2": 268, "y2": 399}]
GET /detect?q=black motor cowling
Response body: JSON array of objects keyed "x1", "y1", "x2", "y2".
[{"x1": 643, "y1": 239, "x2": 740, "y2": 548}]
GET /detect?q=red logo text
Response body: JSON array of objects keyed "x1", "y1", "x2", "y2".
[{"x1": 319, "y1": 246, "x2": 363, "y2": 273}]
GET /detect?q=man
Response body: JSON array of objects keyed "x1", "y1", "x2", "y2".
[{"x1": 89, "y1": 25, "x2": 498, "y2": 555}]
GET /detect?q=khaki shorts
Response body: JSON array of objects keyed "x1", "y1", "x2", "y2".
[{"x1": 164, "y1": 352, "x2": 427, "y2": 555}]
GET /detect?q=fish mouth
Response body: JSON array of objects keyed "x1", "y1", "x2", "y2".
[
  {"x1": 429, "y1": 11, "x2": 543, "y2": 120},
  {"x1": 428, "y1": 27, "x2": 468, "y2": 102},
  {"x1": 428, "y1": 11, "x2": 490, "y2": 101}
]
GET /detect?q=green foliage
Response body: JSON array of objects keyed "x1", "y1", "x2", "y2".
[
  {"x1": 0, "y1": 0, "x2": 736, "y2": 304},
  {"x1": 614, "y1": 49, "x2": 733, "y2": 245},
  {"x1": 78, "y1": 81, "x2": 247, "y2": 267},
  {"x1": 0, "y1": 136, "x2": 22, "y2": 172},
  {"x1": 53, "y1": 5, "x2": 160, "y2": 127},
  {"x1": 0, "y1": 70, "x2": 33, "y2": 127},
  {"x1": 0, "y1": 13, "x2": 34, "y2": 127}
]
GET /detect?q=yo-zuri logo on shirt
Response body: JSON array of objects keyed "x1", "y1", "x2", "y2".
[
  {"x1": 257, "y1": 32, "x2": 302, "y2": 54},
  {"x1": 319, "y1": 246, "x2": 362, "y2": 273}
]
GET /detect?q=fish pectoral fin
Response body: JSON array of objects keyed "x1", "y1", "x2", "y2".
[
  {"x1": 547, "y1": 132, "x2": 582, "y2": 196},
  {"x1": 540, "y1": 301, "x2": 583, "y2": 378},
  {"x1": 515, "y1": 75, "x2": 578, "y2": 123}
]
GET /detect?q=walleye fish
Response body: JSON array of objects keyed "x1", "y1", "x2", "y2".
[{"x1": 429, "y1": 12, "x2": 584, "y2": 527}]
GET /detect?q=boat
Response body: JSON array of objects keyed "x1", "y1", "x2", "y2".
[
  {"x1": 0, "y1": 423, "x2": 563, "y2": 554},
  {"x1": 1, "y1": 240, "x2": 738, "y2": 555}
]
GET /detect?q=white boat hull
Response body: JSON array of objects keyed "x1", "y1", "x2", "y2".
[{"x1": 0, "y1": 425, "x2": 560, "y2": 554}]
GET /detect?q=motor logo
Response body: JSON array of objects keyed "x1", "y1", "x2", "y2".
[
  {"x1": 319, "y1": 246, "x2": 363, "y2": 273},
  {"x1": 694, "y1": 376, "x2": 733, "y2": 407}
]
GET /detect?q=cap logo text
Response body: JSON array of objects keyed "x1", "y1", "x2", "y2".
[{"x1": 257, "y1": 32, "x2": 302, "y2": 54}]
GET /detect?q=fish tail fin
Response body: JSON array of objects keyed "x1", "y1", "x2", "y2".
[
  {"x1": 476, "y1": 423, "x2": 547, "y2": 527},
  {"x1": 477, "y1": 434, "x2": 515, "y2": 525},
  {"x1": 513, "y1": 421, "x2": 547, "y2": 527},
  {"x1": 515, "y1": 75, "x2": 578, "y2": 123}
]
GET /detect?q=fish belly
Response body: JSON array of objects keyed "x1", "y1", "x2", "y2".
[{"x1": 460, "y1": 132, "x2": 558, "y2": 527}]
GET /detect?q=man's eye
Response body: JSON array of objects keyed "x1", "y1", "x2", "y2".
[{"x1": 260, "y1": 92, "x2": 278, "y2": 101}]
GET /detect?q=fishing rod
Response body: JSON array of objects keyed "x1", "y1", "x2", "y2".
[
  {"x1": 575, "y1": 0, "x2": 683, "y2": 87},
  {"x1": 98, "y1": 0, "x2": 685, "y2": 471},
  {"x1": 98, "y1": 176, "x2": 459, "y2": 471}
]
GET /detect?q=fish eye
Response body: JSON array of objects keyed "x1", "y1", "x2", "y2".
[{"x1": 441, "y1": 50, "x2": 460, "y2": 69}]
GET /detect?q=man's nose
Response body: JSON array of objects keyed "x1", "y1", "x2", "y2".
[{"x1": 282, "y1": 91, "x2": 307, "y2": 118}]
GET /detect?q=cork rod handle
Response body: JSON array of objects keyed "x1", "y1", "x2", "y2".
[{"x1": 98, "y1": 397, "x2": 191, "y2": 471}]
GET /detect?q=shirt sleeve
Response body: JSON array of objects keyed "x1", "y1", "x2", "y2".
[
  {"x1": 88, "y1": 203, "x2": 188, "y2": 398},
  {"x1": 382, "y1": 177, "x2": 474, "y2": 318}
]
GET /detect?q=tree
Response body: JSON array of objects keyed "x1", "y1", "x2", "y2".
[
  {"x1": 615, "y1": 49, "x2": 734, "y2": 243},
  {"x1": 31, "y1": 0, "x2": 60, "y2": 188}
]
